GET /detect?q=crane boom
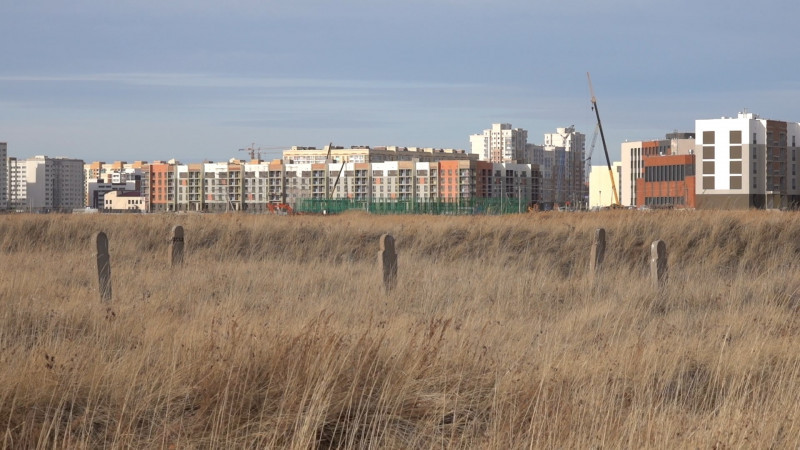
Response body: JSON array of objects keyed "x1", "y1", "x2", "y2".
[{"x1": 587, "y1": 72, "x2": 620, "y2": 207}]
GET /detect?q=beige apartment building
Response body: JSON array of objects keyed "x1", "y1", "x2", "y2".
[{"x1": 284, "y1": 145, "x2": 476, "y2": 164}]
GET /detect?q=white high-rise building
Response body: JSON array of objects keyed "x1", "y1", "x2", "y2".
[
  {"x1": 9, "y1": 156, "x2": 85, "y2": 212},
  {"x1": 531, "y1": 127, "x2": 586, "y2": 206},
  {"x1": 469, "y1": 123, "x2": 528, "y2": 163}
]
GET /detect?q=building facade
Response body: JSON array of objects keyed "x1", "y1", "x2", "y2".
[
  {"x1": 10, "y1": 156, "x2": 85, "y2": 212},
  {"x1": 533, "y1": 127, "x2": 586, "y2": 206},
  {"x1": 695, "y1": 112, "x2": 800, "y2": 209},
  {"x1": 0, "y1": 143, "x2": 7, "y2": 209},
  {"x1": 635, "y1": 154, "x2": 696, "y2": 208},
  {"x1": 621, "y1": 133, "x2": 695, "y2": 206},
  {"x1": 588, "y1": 162, "x2": 622, "y2": 209},
  {"x1": 284, "y1": 145, "x2": 476, "y2": 164},
  {"x1": 469, "y1": 123, "x2": 528, "y2": 163}
]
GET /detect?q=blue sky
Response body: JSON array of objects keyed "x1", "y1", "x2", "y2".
[{"x1": 2, "y1": 0, "x2": 799, "y2": 163}]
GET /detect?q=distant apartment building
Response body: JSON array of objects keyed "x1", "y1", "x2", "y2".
[
  {"x1": 7, "y1": 157, "x2": 25, "y2": 210},
  {"x1": 284, "y1": 145, "x2": 476, "y2": 164},
  {"x1": 469, "y1": 124, "x2": 528, "y2": 163},
  {"x1": 695, "y1": 112, "x2": 800, "y2": 209},
  {"x1": 10, "y1": 156, "x2": 85, "y2": 212},
  {"x1": 0, "y1": 143, "x2": 7, "y2": 209},
  {"x1": 84, "y1": 161, "x2": 146, "y2": 208},
  {"x1": 162, "y1": 157, "x2": 540, "y2": 212},
  {"x1": 147, "y1": 160, "x2": 179, "y2": 212},
  {"x1": 621, "y1": 132, "x2": 695, "y2": 206},
  {"x1": 532, "y1": 127, "x2": 586, "y2": 206}
]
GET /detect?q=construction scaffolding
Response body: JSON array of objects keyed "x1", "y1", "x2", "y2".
[{"x1": 296, "y1": 198, "x2": 529, "y2": 215}]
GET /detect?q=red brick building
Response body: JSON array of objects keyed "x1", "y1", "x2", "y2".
[{"x1": 635, "y1": 154, "x2": 696, "y2": 208}]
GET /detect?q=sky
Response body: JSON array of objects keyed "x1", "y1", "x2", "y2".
[{"x1": 2, "y1": 0, "x2": 800, "y2": 164}]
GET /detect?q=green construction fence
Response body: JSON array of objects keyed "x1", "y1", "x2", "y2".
[{"x1": 296, "y1": 198, "x2": 531, "y2": 215}]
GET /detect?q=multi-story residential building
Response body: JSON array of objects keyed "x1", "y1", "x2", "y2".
[
  {"x1": 177, "y1": 164, "x2": 205, "y2": 212},
  {"x1": 695, "y1": 112, "x2": 800, "y2": 209},
  {"x1": 0, "y1": 143, "x2": 7, "y2": 209},
  {"x1": 147, "y1": 160, "x2": 179, "y2": 212},
  {"x1": 620, "y1": 132, "x2": 695, "y2": 206},
  {"x1": 10, "y1": 155, "x2": 85, "y2": 212},
  {"x1": 284, "y1": 145, "x2": 476, "y2": 164},
  {"x1": 308, "y1": 159, "x2": 539, "y2": 210},
  {"x1": 84, "y1": 161, "x2": 146, "y2": 207},
  {"x1": 528, "y1": 127, "x2": 586, "y2": 207},
  {"x1": 202, "y1": 161, "x2": 244, "y2": 212},
  {"x1": 7, "y1": 157, "x2": 26, "y2": 210},
  {"x1": 470, "y1": 124, "x2": 528, "y2": 163}
]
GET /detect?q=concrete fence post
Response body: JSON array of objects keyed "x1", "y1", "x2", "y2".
[
  {"x1": 589, "y1": 228, "x2": 606, "y2": 282},
  {"x1": 378, "y1": 234, "x2": 398, "y2": 292},
  {"x1": 650, "y1": 240, "x2": 668, "y2": 289},
  {"x1": 170, "y1": 225, "x2": 185, "y2": 267},
  {"x1": 95, "y1": 231, "x2": 112, "y2": 302}
]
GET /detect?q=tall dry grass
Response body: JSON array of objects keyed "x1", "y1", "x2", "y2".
[{"x1": 1, "y1": 210, "x2": 800, "y2": 448}]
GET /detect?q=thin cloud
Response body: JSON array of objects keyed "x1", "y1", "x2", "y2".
[{"x1": 0, "y1": 73, "x2": 480, "y2": 90}]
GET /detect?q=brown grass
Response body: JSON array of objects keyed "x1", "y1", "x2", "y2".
[{"x1": 1, "y1": 210, "x2": 800, "y2": 448}]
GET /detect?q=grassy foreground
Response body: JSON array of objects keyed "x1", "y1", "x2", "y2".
[{"x1": 1, "y1": 210, "x2": 800, "y2": 448}]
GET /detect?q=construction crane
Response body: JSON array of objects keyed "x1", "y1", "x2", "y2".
[
  {"x1": 584, "y1": 123, "x2": 599, "y2": 174},
  {"x1": 324, "y1": 142, "x2": 347, "y2": 200},
  {"x1": 587, "y1": 72, "x2": 621, "y2": 207},
  {"x1": 238, "y1": 144, "x2": 286, "y2": 161}
]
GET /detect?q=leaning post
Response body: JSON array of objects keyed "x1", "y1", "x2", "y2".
[
  {"x1": 170, "y1": 225, "x2": 185, "y2": 267},
  {"x1": 589, "y1": 228, "x2": 606, "y2": 283},
  {"x1": 650, "y1": 240, "x2": 668, "y2": 290},
  {"x1": 95, "y1": 231, "x2": 112, "y2": 302},
  {"x1": 378, "y1": 234, "x2": 398, "y2": 292}
]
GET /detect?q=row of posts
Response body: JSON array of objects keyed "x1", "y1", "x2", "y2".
[
  {"x1": 94, "y1": 227, "x2": 665, "y2": 302},
  {"x1": 590, "y1": 227, "x2": 668, "y2": 289}
]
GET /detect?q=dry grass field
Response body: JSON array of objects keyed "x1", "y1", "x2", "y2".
[{"x1": 2, "y1": 210, "x2": 800, "y2": 448}]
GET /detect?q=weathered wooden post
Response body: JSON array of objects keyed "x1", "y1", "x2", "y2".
[
  {"x1": 589, "y1": 228, "x2": 606, "y2": 282},
  {"x1": 95, "y1": 231, "x2": 112, "y2": 302},
  {"x1": 170, "y1": 225, "x2": 185, "y2": 267},
  {"x1": 378, "y1": 234, "x2": 398, "y2": 292},
  {"x1": 650, "y1": 240, "x2": 668, "y2": 289}
]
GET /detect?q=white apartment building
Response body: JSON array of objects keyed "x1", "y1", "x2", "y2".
[
  {"x1": 620, "y1": 133, "x2": 695, "y2": 206},
  {"x1": 8, "y1": 157, "x2": 26, "y2": 210},
  {"x1": 469, "y1": 123, "x2": 528, "y2": 163},
  {"x1": 695, "y1": 112, "x2": 800, "y2": 209},
  {"x1": 530, "y1": 127, "x2": 586, "y2": 206},
  {"x1": 10, "y1": 156, "x2": 85, "y2": 212}
]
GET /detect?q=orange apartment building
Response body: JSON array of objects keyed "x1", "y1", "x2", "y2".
[
  {"x1": 635, "y1": 154, "x2": 696, "y2": 208},
  {"x1": 148, "y1": 161, "x2": 178, "y2": 211}
]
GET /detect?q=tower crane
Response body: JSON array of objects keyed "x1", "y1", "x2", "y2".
[
  {"x1": 587, "y1": 72, "x2": 621, "y2": 207},
  {"x1": 238, "y1": 144, "x2": 286, "y2": 161}
]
